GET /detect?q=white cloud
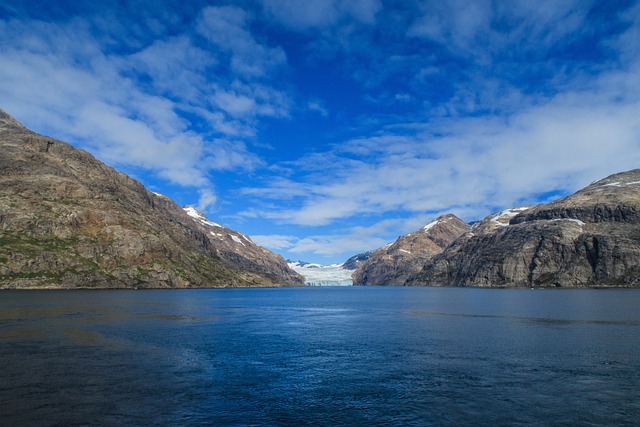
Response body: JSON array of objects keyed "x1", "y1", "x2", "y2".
[
  {"x1": 494, "y1": 0, "x2": 591, "y2": 47},
  {"x1": 211, "y1": 89, "x2": 257, "y2": 117},
  {"x1": 308, "y1": 101, "x2": 329, "y2": 117},
  {"x1": 261, "y1": 0, "x2": 381, "y2": 30},
  {"x1": 197, "y1": 5, "x2": 286, "y2": 78},
  {"x1": 242, "y1": 60, "x2": 640, "y2": 226},
  {"x1": 197, "y1": 188, "x2": 218, "y2": 212},
  {"x1": 0, "y1": 9, "x2": 290, "y2": 203},
  {"x1": 203, "y1": 137, "x2": 263, "y2": 171},
  {"x1": 253, "y1": 226, "x2": 390, "y2": 257},
  {"x1": 395, "y1": 93, "x2": 412, "y2": 102},
  {"x1": 609, "y1": 2, "x2": 640, "y2": 64},
  {"x1": 408, "y1": 0, "x2": 492, "y2": 50},
  {"x1": 210, "y1": 81, "x2": 290, "y2": 119},
  {"x1": 408, "y1": 0, "x2": 590, "y2": 58},
  {"x1": 242, "y1": 3, "x2": 640, "y2": 237},
  {"x1": 70, "y1": 101, "x2": 208, "y2": 185},
  {"x1": 129, "y1": 36, "x2": 215, "y2": 101},
  {"x1": 3, "y1": 1, "x2": 638, "y2": 266},
  {"x1": 251, "y1": 234, "x2": 298, "y2": 251}
]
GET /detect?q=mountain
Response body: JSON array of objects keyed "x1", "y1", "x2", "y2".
[
  {"x1": 341, "y1": 251, "x2": 373, "y2": 270},
  {"x1": 182, "y1": 206, "x2": 302, "y2": 285},
  {"x1": 0, "y1": 109, "x2": 303, "y2": 289},
  {"x1": 406, "y1": 170, "x2": 640, "y2": 287},
  {"x1": 352, "y1": 214, "x2": 471, "y2": 286},
  {"x1": 287, "y1": 261, "x2": 353, "y2": 286}
]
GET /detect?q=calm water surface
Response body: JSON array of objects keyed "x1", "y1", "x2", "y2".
[{"x1": 1, "y1": 287, "x2": 639, "y2": 426}]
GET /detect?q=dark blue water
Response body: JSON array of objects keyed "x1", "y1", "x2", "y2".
[{"x1": 1, "y1": 287, "x2": 639, "y2": 426}]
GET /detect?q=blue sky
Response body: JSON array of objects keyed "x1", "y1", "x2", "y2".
[{"x1": 1, "y1": 1, "x2": 640, "y2": 264}]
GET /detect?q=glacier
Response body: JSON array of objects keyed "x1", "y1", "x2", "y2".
[{"x1": 287, "y1": 261, "x2": 354, "y2": 286}]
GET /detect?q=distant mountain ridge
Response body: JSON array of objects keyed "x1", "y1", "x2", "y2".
[
  {"x1": 0, "y1": 109, "x2": 303, "y2": 288},
  {"x1": 353, "y1": 170, "x2": 640, "y2": 287}
]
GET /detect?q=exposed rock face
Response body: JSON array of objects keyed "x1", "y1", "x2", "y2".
[
  {"x1": 0, "y1": 109, "x2": 303, "y2": 289},
  {"x1": 407, "y1": 170, "x2": 640, "y2": 287},
  {"x1": 352, "y1": 214, "x2": 470, "y2": 286},
  {"x1": 342, "y1": 251, "x2": 373, "y2": 270},
  {"x1": 183, "y1": 206, "x2": 302, "y2": 285}
]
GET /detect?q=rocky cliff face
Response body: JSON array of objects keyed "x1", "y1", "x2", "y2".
[
  {"x1": 342, "y1": 251, "x2": 373, "y2": 270},
  {"x1": 407, "y1": 170, "x2": 640, "y2": 287},
  {"x1": 352, "y1": 214, "x2": 470, "y2": 286},
  {"x1": 183, "y1": 206, "x2": 302, "y2": 285},
  {"x1": 0, "y1": 109, "x2": 303, "y2": 289}
]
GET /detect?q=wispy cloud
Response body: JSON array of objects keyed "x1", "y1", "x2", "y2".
[
  {"x1": 128, "y1": 36, "x2": 215, "y2": 101},
  {"x1": 2, "y1": 1, "x2": 639, "y2": 264},
  {"x1": 307, "y1": 100, "x2": 329, "y2": 117},
  {"x1": 0, "y1": 7, "x2": 290, "y2": 213},
  {"x1": 197, "y1": 5, "x2": 287, "y2": 78},
  {"x1": 261, "y1": 0, "x2": 381, "y2": 30},
  {"x1": 196, "y1": 188, "x2": 218, "y2": 212},
  {"x1": 242, "y1": 62, "x2": 640, "y2": 228},
  {"x1": 253, "y1": 227, "x2": 391, "y2": 258},
  {"x1": 408, "y1": 0, "x2": 590, "y2": 58}
]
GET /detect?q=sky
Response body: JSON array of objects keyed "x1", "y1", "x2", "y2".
[{"x1": 1, "y1": 0, "x2": 640, "y2": 264}]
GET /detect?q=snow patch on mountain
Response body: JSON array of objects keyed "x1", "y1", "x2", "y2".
[
  {"x1": 184, "y1": 206, "x2": 222, "y2": 228},
  {"x1": 422, "y1": 218, "x2": 443, "y2": 232},
  {"x1": 230, "y1": 234, "x2": 245, "y2": 246},
  {"x1": 602, "y1": 181, "x2": 640, "y2": 187},
  {"x1": 551, "y1": 218, "x2": 586, "y2": 226},
  {"x1": 486, "y1": 207, "x2": 530, "y2": 227}
]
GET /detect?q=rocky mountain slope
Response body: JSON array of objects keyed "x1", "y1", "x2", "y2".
[
  {"x1": 406, "y1": 170, "x2": 640, "y2": 287},
  {"x1": 0, "y1": 109, "x2": 303, "y2": 289},
  {"x1": 182, "y1": 206, "x2": 302, "y2": 285},
  {"x1": 342, "y1": 251, "x2": 373, "y2": 270},
  {"x1": 352, "y1": 214, "x2": 470, "y2": 286}
]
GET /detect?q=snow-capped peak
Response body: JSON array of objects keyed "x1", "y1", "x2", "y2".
[{"x1": 183, "y1": 206, "x2": 222, "y2": 228}]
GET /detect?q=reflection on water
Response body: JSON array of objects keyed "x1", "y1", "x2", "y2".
[{"x1": 1, "y1": 287, "x2": 640, "y2": 426}]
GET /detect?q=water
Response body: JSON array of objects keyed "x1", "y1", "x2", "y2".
[{"x1": 1, "y1": 287, "x2": 639, "y2": 426}]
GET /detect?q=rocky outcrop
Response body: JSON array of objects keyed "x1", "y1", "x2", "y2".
[
  {"x1": 406, "y1": 170, "x2": 640, "y2": 287},
  {"x1": 352, "y1": 214, "x2": 470, "y2": 286},
  {"x1": 342, "y1": 251, "x2": 373, "y2": 270},
  {"x1": 0, "y1": 109, "x2": 303, "y2": 289}
]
